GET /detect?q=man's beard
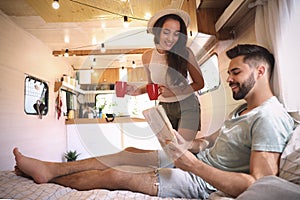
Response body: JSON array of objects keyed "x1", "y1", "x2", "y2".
[{"x1": 232, "y1": 72, "x2": 255, "y2": 100}]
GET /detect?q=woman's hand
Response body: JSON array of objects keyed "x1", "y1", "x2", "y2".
[
  {"x1": 159, "y1": 85, "x2": 175, "y2": 97},
  {"x1": 126, "y1": 84, "x2": 141, "y2": 96}
]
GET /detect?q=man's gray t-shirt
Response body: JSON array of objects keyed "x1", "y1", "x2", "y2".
[{"x1": 198, "y1": 96, "x2": 294, "y2": 173}]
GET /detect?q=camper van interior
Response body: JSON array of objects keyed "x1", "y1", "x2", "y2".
[{"x1": 0, "y1": 0, "x2": 300, "y2": 199}]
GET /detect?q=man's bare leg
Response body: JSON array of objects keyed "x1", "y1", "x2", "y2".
[
  {"x1": 13, "y1": 147, "x2": 159, "y2": 183},
  {"x1": 51, "y1": 166, "x2": 159, "y2": 196}
]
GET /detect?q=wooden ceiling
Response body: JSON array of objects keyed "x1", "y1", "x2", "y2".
[
  {"x1": 26, "y1": 0, "x2": 178, "y2": 23},
  {"x1": 0, "y1": 0, "x2": 232, "y2": 70}
]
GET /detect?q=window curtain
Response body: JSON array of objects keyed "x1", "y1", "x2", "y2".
[{"x1": 254, "y1": 0, "x2": 300, "y2": 115}]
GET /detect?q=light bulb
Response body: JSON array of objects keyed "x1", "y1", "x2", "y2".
[
  {"x1": 92, "y1": 58, "x2": 96, "y2": 66},
  {"x1": 64, "y1": 49, "x2": 69, "y2": 57},
  {"x1": 132, "y1": 61, "x2": 136, "y2": 68},
  {"x1": 101, "y1": 43, "x2": 106, "y2": 53},
  {"x1": 123, "y1": 16, "x2": 129, "y2": 28},
  {"x1": 52, "y1": 0, "x2": 60, "y2": 9}
]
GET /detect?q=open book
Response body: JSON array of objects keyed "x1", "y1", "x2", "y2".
[{"x1": 142, "y1": 105, "x2": 178, "y2": 145}]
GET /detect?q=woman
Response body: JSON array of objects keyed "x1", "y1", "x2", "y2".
[{"x1": 127, "y1": 9, "x2": 204, "y2": 145}]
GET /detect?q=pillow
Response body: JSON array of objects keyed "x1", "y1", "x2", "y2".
[
  {"x1": 279, "y1": 125, "x2": 300, "y2": 184},
  {"x1": 236, "y1": 175, "x2": 300, "y2": 200}
]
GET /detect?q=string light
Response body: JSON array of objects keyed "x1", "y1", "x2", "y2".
[
  {"x1": 52, "y1": 0, "x2": 60, "y2": 9},
  {"x1": 54, "y1": 30, "x2": 147, "y2": 57},
  {"x1": 69, "y1": 0, "x2": 147, "y2": 22},
  {"x1": 144, "y1": 12, "x2": 151, "y2": 20},
  {"x1": 123, "y1": 16, "x2": 129, "y2": 28},
  {"x1": 100, "y1": 43, "x2": 106, "y2": 53},
  {"x1": 132, "y1": 61, "x2": 136, "y2": 68},
  {"x1": 64, "y1": 49, "x2": 69, "y2": 57},
  {"x1": 92, "y1": 58, "x2": 96, "y2": 66}
]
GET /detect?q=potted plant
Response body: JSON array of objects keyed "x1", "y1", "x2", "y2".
[
  {"x1": 64, "y1": 150, "x2": 80, "y2": 162},
  {"x1": 96, "y1": 101, "x2": 106, "y2": 118}
]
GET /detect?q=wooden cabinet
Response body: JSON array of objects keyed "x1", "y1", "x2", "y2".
[
  {"x1": 91, "y1": 68, "x2": 119, "y2": 84},
  {"x1": 89, "y1": 67, "x2": 147, "y2": 85},
  {"x1": 127, "y1": 67, "x2": 147, "y2": 82}
]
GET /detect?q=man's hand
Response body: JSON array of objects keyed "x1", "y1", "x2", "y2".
[
  {"x1": 189, "y1": 138, "x2": 210, "y2": 154},
  {"x1": 165, "y1": 131, "x2": 199, "y2": 171}
]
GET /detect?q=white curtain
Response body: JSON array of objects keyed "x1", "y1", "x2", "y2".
[{"x1": 255, "y1": 0, "x2": 300, "y2": 114}]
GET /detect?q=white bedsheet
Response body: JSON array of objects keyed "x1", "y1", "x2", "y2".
[{"x1": 0, "y1": 171, "x2": 195, "y2": 200}]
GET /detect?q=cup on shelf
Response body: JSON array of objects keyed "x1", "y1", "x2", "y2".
[
  {"x1": 115, "y1": 81, "x2": 127, "y2": 97},
  {"x1": 146, "y1": 83, "x2": 160, "y2": 100}
]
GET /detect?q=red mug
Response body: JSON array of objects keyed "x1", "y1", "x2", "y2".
[
  {"x1": 147, "y1": 83, "x2": 159, "y2": 100},
  {"x1": 115, "y1": 81, "x2": 127, "y2": 97}
]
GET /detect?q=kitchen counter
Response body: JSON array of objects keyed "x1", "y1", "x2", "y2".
[
  {"x1": 66, "y1": 117, "x2": 160, "y2": 159},
  {"x1": 65, "y1": 117, "x2": 146, "y2": 124}
]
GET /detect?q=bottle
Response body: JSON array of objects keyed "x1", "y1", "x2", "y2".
[{"x1": 99, "y1": 108, "x2": 102, "y2": 118}]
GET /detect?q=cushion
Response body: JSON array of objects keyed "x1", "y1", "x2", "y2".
[
  {"x1": 236, "y1": 175, "x2": 300, "y2": 200},
  {"x1": 279, "y1": 125, "x2": 300, "y2": 184}
]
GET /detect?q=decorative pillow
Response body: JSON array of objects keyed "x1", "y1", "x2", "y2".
[{"x1": 279, "y1": 125, "x2": 300, "y2": 184}]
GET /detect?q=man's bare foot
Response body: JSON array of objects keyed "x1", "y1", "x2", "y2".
[
  {"x1": 13, "y1": 148, "x2": 54, "y2": 183},
  {"x1": 14, "y1": 165, "x2": 32, "y2": 179}
]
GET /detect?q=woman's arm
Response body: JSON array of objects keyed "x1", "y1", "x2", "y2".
[
  {"x1": 186, "y1": 47, "x2": 205, "y2": 91},
  {"x1": 167, "y1": 48, "x2": 204, "y2": 97}
]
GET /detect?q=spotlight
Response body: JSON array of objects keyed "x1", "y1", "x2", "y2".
[{"x1": 52, "y1": 0, "x2": 60, "y2": 9}]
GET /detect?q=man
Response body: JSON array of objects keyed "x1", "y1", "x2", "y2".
[{"x1": 13, "y1": 44, "x2": 294, "y2": 198}]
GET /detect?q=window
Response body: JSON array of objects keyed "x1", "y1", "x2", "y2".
[
  {"x1": 61, "y1": 89, "x2": 77, "y2": 116},
  {"x1": 198, "y1": 54, "x2": 220, "y2": 95},
  {"x1": 95, "y1": 93, "x2": 156, "y2": 118},
  {"x1": 24, "y1": 75, "x2": 49, "y2": 116}
]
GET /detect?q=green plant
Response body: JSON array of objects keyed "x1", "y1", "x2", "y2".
[
  {"x1": 96, "y1": 98, "x2": 107, "y2": 111},
  {"x1": 64, "y1": 150, "x2": 80, "y2": 162}
]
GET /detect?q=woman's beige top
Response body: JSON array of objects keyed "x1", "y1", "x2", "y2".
[{"x1": 148, "y1": 48, "x2": 190, "y2": 102}]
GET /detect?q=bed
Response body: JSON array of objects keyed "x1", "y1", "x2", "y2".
[
  {"x1": 0, "y1": 170, "x2": 194, "y2": 200},
  {"x1": 1, "y1": 127, "x2": 299, "y2": 200}
]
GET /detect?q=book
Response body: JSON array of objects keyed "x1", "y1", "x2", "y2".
[{"x1": 142, "y1": 105, "x2": 178, "y2": 145}]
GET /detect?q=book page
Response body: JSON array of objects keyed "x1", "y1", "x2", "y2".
[{"x1": 142, "y1": 105, "x2": 177, "y2": 145}]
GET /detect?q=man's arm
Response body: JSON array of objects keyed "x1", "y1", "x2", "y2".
[{"x1": 172, "y1": 143, "x2": 281, "y2": 197}]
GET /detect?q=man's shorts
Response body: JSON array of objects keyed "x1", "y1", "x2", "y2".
[
  {"x1": 157, "y1": 168, "x2": 215, "y2": 198},
  {"x1": 157, "y1": 150, "x2": 216, "y2": 198}
]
